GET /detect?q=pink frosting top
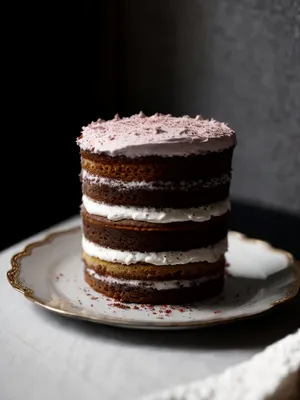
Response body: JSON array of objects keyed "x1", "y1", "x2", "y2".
[{"x1": 77, "y1": 112, "x2": 236, "y2": 158}]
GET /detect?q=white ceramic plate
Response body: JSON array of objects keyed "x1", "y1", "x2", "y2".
[{"x1": 7, "y1": 228, "x2": 300, "y2": 330}]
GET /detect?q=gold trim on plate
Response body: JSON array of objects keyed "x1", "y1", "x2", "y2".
[{"x1": 6, "y1": 228, "x2": 300, "y2": 329}]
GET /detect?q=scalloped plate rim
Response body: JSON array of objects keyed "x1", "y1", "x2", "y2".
[{"x1": 7, "y1": 227, "x2": 300, "y2": 330}]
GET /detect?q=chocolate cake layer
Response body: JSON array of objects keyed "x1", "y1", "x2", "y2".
[
  {"x1": 78, "y1": 113, "x2": 236, "y2": 304},
  {"x1": 81, "y1": 147, "x2": 234, "y2": 182},
  {"x1": 82, "y1": 180, "x2": 230, "y2": 208},
  {"x1": 84, "y1": 267, "x2": 224, "y2": 304},
  {"x1": 83, "y1": 252, "x2": 225, "y2": 280},
  {"x1": 82, "y1": 208, "x2": 230, "y2": 252}
]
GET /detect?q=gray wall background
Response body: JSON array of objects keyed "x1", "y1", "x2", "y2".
[{"x1": 112, "y1": 0, "x2": 300, "y2": 214}]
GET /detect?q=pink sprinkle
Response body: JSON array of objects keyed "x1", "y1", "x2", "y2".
[
  {"x1": 90, "y1": 304, "x2": 94, "y2": 308},
  {"x1": 214, "y1": 310, "x2": 221, "y2": 314},
  {"x1": 165, "y1": 310, "x2": 172, "y2": 314},
  {"x1": 77, "y1": 114, "x2": 235, "y2": 157}
]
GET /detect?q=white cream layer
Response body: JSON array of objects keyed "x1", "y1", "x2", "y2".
[
  {"x1": 82, "y1": 195, "x2": 230, "y2": 223},
  {"x1": 82, "y1": 236, "x2": 227, "y2": 265},
  {"x1": 86, "y1": 268, "x2": 221, "y2": 290},
  {"x1": 82, "y1": 169, "x2": 231, "y2": 190}
]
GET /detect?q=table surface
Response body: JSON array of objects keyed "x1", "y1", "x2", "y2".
[{"x1": 1, "y1": 216, "x2": 300, "y2": 400}]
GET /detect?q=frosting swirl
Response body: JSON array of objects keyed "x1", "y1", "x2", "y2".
[{"x1": 77, "y1": 113, "x2": 236, "y2": 158}]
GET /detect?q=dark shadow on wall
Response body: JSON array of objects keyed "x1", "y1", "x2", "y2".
[
  {"x1": 117, "y1": 0, "x2": 208, "y2": 117},
  {"x1": 230, "y1": 201, "x2": 300, "y2": 260},
  {"x1": 4, "y1": 1, "x2": 299, "y2": 250},
  {"x1": 3, "y1": 2, "x2": 119, "y2": 251},
  {"x1": 116, "y1": 0, "x2": 300, "y2": 213}
]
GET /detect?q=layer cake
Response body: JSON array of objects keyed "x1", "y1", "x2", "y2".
[{"x1": 77, "y1": 112, "x2": 236, "y2": 304}]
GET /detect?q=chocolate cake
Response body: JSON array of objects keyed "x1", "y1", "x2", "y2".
[{"x1": 77, "y1": 112, "x2": 236, "y2": 304}]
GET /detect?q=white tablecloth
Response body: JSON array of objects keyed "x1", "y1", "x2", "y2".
[{"x1": 1, "y1": 217, "x2": 299, "y2": 400}]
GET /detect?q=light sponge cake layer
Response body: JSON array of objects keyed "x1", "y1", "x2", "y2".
[
  {"x1": 82, "y1": 252, "x2": 225, "y2": 280},
  {"x1": 83, "y1": 252, "x2": 225, "y2": 304}
]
